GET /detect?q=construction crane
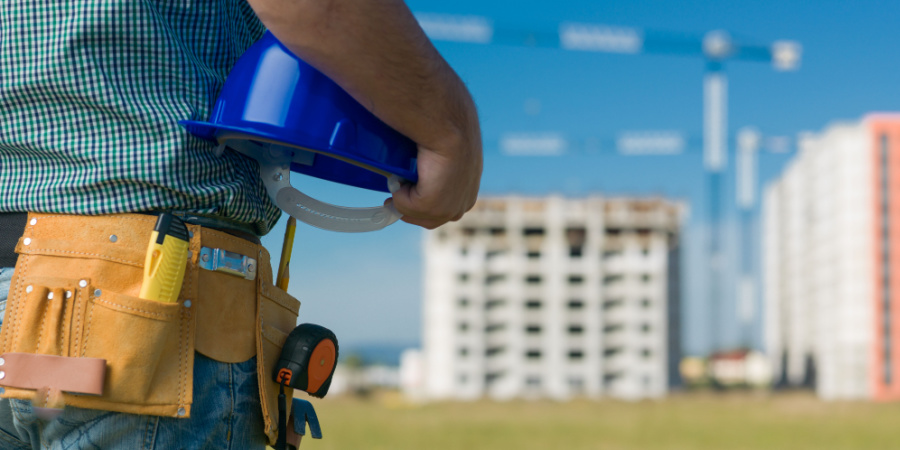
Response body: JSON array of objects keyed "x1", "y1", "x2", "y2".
[{"x1": 416, "y1": 13, "x2": 802, "y2": 353}]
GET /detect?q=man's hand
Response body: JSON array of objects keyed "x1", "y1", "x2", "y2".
[
  {"x1": 391, "y1": 137, "x2": 482, "y2": 230},
  {"x1": 246, "y1": 0, "x2": 483, "y2": 230}
]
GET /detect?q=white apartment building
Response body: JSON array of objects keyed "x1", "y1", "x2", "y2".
[
  {"x1": 763, "y1": 114, "x2": 900, "y2": 401},
  {"x1": 421, "y1": 195, "x2": 684, "y2": 401}
]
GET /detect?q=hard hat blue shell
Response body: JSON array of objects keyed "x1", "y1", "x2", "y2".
[{"x1": 181, "y1": 32, "x2": 418, "y2": 193}]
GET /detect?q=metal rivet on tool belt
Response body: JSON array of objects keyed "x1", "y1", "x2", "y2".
[
  {"x1": 66, "y1": 291, "x2": 72, "y2": 299},
  {"x1": 201, "y1": 254, "x2": 209, "y2": 263},
  {"x1": 94, "y1": 289, "x2": 102, "y2": 297},
  {"x1": 186, "y1": 251, "x2": 193, "y2": 259},
  {"x1": 0, "y1": 372, "x2": 6, "y2": 380},
  {"x1": 189, "y1": 231, "x2": 194, "y2": 238},
  {"x1": 273, "y1": 173, "x2": 283, "y2": 181},
  {"x1": 177, "y1": 408, "x2": 186, "y2": 417},
  {"x1": 109, "y1": 235, "x2": 118, "y2": 243},
  {"x1": 184, "y1": 300, "x2": 192, "y2": 308},
  {"x1": 47, "y1": 292, "x2": 53, "y2": 300},
  {"x1": 0, "y1": 357, "x2": 6, "y2": 366},
  {"x1": 29, "y1": 218, "x2": 36, "y2": 226},
  {"x1": 23, "y1": 238, "x2": 31, "y2": 246},
  {"x1": 25, "y1": 285, "x2": 33, "y2": 294},
  {"x1": 79, "y1": 280, "x2": 88, "y2": 288}
]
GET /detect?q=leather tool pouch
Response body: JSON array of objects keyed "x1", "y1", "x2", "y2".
[{"x1": 0, "y1": 213, "x2": 299, "y2": 445}]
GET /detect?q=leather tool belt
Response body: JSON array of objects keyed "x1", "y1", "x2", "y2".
[{"x1": 0, "y1": 213, "x2": 299, "y2": 445}]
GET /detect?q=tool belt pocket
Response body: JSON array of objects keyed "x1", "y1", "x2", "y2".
[
  {"x1": 0, "y1": 269, "x2": 191, "y2": 416},
  {"x1": 0, "y1": 214, "x2": 194, "y2": 417}
]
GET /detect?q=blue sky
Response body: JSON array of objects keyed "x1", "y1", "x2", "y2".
[{"x1": 261, "y1": 0, "x2": 900, "y2": 356}]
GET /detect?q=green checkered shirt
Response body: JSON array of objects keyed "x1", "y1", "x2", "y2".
[{"x1": 0, "y1": 0, "x2": 281, "y2": 236}]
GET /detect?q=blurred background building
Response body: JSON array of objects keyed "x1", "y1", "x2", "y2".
[
  {"x1": 763, "y1": 114, "x2": 900, "y2": 401},
  {"x1": 416, "y1": 195, "x2": 684, "y2": 400}
]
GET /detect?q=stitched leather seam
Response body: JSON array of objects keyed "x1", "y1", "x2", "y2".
[
  {"x1": 11, "y1": 255, "x2": 30, "y2": 352},
  {"x1": 261, "y1": 326, "x2": 288, "y2": 346},
  {"x1": 203, "y1": 231, "x2": 258, "y2": 255},
  {"x1": 17, "y1": 249, "x2": 142, "y2": 267},
  {"x1": 179, "y1": 261, "x2": 195, "y2": 410},
  {"x1": 82, "y1": 300, "x2": 94, "y2": 357},
  {"x1": 92, "y1": 299, "x2": 178, "y2": 320},
  {"x1": 179, "y1": 306, "x2": 186, "y2": 410},
  {"x1": 256, "y1": 279, "x2": 272, "y2": 437},
  {"x1": 36, "y1": 293, "x2": 52, "y2": 353},
  {"x1": 72, "y1": 288, "x2": 84, "y2": 359},
  {"x1": 261, "y1": 290, "x2": 300, "y2": 315}
]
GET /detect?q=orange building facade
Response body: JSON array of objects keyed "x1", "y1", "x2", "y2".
[{"x1": 870, "y1": 116, "x2": 900, "y2": 401}]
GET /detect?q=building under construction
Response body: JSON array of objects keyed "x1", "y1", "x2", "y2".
[{"x1": 420, "y1": 195, "x2": 684, "y2": 400}]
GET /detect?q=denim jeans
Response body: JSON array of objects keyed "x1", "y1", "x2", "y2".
[{"x1": 0, "y1": 267, "x2": 268, "y2": 449}]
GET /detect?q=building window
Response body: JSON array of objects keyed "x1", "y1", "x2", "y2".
[
  {"x1": 567, "y1": 227, "x2": 586, "y2": 258},
  {"x1": 603, "y1": 347, "x2": 622, "y2": 357},
  {"x1": 641, "y1": 247, "x2": 651, "y2": 257},
  {"x1": 640, "y1": 323, "x2": 651, "y2": 333},
  {"x1": 568, "y1": 325, "x2": 584, "y2": 335},
  {"x1": 640, "y1": 298, "x2": 652, "y2": 308},
  {"x1": 603, "y1": 372, "x2": 622, "y2": 386},
  {"x1": 523, "y1": 227, "x2": 545, "y2": 237},
  {"x1": 525, "y1": 275, "x2": 542, "y2": 284},
  {"x1": 525, "y1": 350, "x2": 542, "y2": 359},
  {"x1": 641, "y1": 349, "x2": 652, "y2": 358},
  {"x1": 568, "y1": 350, "x2": 585, "y2": 360},
  {"x1": 602, "y1": 299, "x2": 623, "y2": 310},
  {"x1": 525, "y1": 300, "x2": 542, "y2": 310},
  {"x1": 458, "y1": 373, "x2": 468, "y2": 384},
  {"x1": 460, "y1": 247, "x2": 468, "y2": 256},
  {"x1": 567, "y1": 300, "x2": 584, "y2": 310},
  {"x1": 568, "y1": 376, "x2": 585, "y2": 391},
  {"x1": 603, "y1": 324, "x2": 623, "y2": 333},
  {"x1": 603, "y1": 274, "x2": 623, "y2": 285},
  {"x1": 485, "y1": 372, "x2": 503, "y2": 385},
  {"x1": 485, "y1": 299, "x2": 505, "y2": 310},
  {"x1": 525, "y1": 324, "x2": 542, "y2": 334},
  {"x1": 568, "y1": 275, "x2": 584, "y2": 285},
  {"x1": 459, "y1": 347, "x2": 469, "y2": 357},
  {"x1": 458, "y1": 273, "x2": 469, "y2": 282},
  {"x1": 458, "y1": 322, "x2": 469, "y2": 332},
  {"x1": 526, "y1": 250, "x2": 541, "y2": 259},
  {"x1": 463, "y1": 227, "x2": 476, "y2": 236},
  {"x1": 526, "y1": 376, "x2": 542, "y2": 387},
  {"x1": 641, "y1": 274, "x2": 652, "y2": 283},
  {"x1": 485, "y1": 274, "x2": 505, "y2": 285},
  {"x1": 486, "y1": 347, "x2": 504, "y2": 357},
  {"x1": 458, "y1": 298, "x2": 469, "y2": 308},
  {"x1": 485, "y1": 323, "x2": 505, "y2": 333},
  {"x1": 602, "y1": 250, "x2": 622, "y2": 259},
  {"x1": 489, "y1": 227, "x2": 506, "y2": 237}
]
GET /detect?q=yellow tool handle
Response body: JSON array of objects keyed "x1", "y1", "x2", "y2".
[
  {"x1": 276, "y1": 217, "x2": 297, "y2": 291},
  {"x1": 139, "y1": 229, "x2": 190, "y2": 303}
]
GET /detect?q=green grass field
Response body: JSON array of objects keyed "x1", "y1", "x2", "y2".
[{"x1": 294, "y1": 392, "x2": 900, "y2": 450}]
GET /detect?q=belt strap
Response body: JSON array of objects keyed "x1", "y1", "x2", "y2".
[
  {"x1": 0, "y1": 352, "x2": 106, "y2": 396},
  {"x1": 0, "y1": 213, "x2": 27, "y2": 268}
]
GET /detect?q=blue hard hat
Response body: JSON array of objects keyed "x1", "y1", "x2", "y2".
[{"x1": 180, "y1": 31, "x2": 418, "y2": 193}]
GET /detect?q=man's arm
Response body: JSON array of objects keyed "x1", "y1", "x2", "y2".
[{"x1": 245, "y1": 0, "x2": 483, "y2": 229}]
